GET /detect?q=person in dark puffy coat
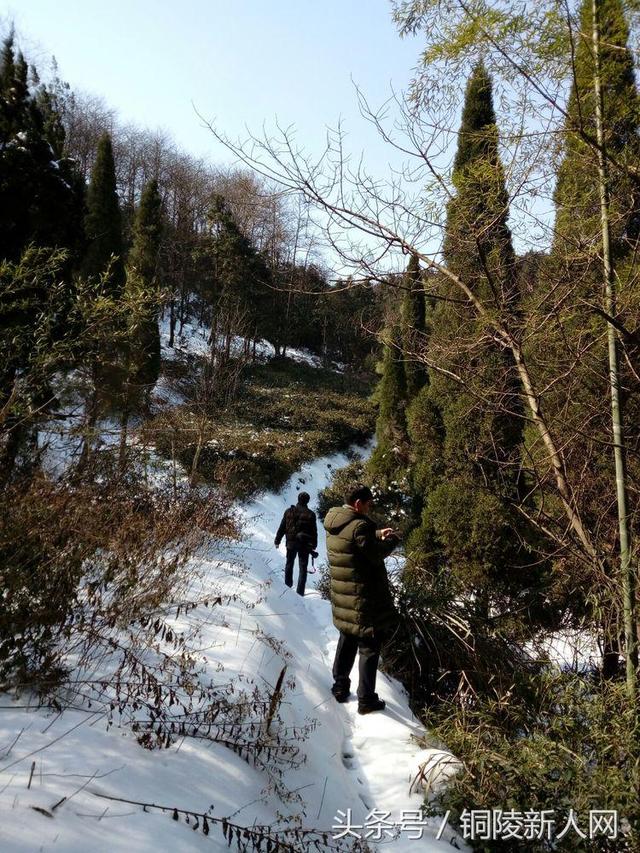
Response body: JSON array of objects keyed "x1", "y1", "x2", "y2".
[
  {"x1": 274, "y1": 491, "x2": 318, "y2": 596},
  {"x1": 323, "y1": 482, "x2": 400, "y2": 714}
]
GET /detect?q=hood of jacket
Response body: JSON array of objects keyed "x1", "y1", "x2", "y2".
[{"x1": 323, "y1": 505, "x2": 365, "y2": 534}]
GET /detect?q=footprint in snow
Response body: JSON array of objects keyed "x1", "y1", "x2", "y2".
[
  {"x1": 341, "y1": 751, "x2": 354, "y2": 769},
  {"x1": 358, "y1": 793, "x2": 372, "y2": 810}
]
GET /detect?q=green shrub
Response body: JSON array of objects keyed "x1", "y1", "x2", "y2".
[
  {"x1": 315, "y1": 560, "x2": 332, "y2": 601},
  {"x1": 316, "y1": 460, "x2": 366, "y2": 517},
  {"x1": 423, "y1": 670, "x2": 639, "y2": 852},
  {"x1": 317, "y1": 457, "x2": 415, "y2": 537}
]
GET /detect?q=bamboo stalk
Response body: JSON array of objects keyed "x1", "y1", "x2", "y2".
[{"x1": 591, "y1": 0, "x2": 637, "y2": 701}]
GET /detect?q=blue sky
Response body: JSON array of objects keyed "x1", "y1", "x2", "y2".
[
  {"x1": 3, "y1": 3, "x2": 565, "y2": 269},
  {"x1": 9, "y1": 1, "x2": 422, "y2": 172}
]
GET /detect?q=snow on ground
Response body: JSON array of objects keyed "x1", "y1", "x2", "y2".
[
  {"x1": 0, "y1": 442, "x2": 465, "y2": 853},
  {"x1": 159, "y1": 314, "x2": 344, "y2": 372},
  {"x1": 152, "y1": 374, "x2": 189, "y2": 409},
  {"x1": 36, "y1": 313, "x2": 342, "y2": 480},
  {"x1": 529, "y1": 628, "x2": 601, "y2": 673},
  {"x1": 37, "y1": 410, "x2": 146, "y2": 480},
  {"x1": 159, "y1": 315, "x2": 214, "y2": 360},
  {"x1": 37, "y1": 416, "x2": 83, "y2": 479},
  {"x1": 159, "y1": 313, "x2": 270, "y2": 363}
]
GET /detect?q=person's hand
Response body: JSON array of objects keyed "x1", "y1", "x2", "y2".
[
  {"x1": 380, "y1": 527, "x2": 400, "y2": 540},
  {"x1": 274, "y1": 540, "x2": 280, "y2": 548}
]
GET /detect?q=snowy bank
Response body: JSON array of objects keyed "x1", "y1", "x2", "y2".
[{"x1": 159, "y1": 315, "x2": 344, "y2": 372}]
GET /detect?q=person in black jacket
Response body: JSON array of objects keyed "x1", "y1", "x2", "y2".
[
  {"x1": 274, "y1": 491, "x2": 318, "y2": 596},
  {"x1": 324, "y1": 482, "x2": 400, "y2": 714}
]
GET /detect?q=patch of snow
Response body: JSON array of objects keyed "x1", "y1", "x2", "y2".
[
  {"x1": 150, "y1": 375, "x2": 188, "y2": 409},
  {"x1": 529, "y1": 628, "x2": 600, "y2": 673},
  {"x1": 159, "y1": 314, "x2": 212, "y2": 359},
  {"x1": 281, "y1": 346, "x2": 345, "y2": 372},
  {"x1": 159, "y1": 314, "x2": 342, "y2": 372},
  {"x1": 38, "y1": 419, "x2": 83, "y2": 479}
]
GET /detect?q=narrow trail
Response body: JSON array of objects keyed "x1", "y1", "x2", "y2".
[
  {"x1": 223, "y1": 442, "x2": 466, "y2": 851},
  {"x1": 0, "y1": 441, "x2": 465, "y2": 852}
]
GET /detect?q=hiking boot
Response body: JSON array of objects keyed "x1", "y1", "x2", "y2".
[
  {"x1": 331, "y1": 687, "x2": 350, "y2": 703},
  {"x1": 357, "y1": 697, "x2": 386, "y2": 715}
]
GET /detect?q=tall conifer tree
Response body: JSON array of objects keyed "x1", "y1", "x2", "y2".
[
  {"x1": 369, "y1": 319, "x2": 410, "y2": 482},
  {"x1": 128, "y1": 178, "x2": 163, "y2": 388},
  {"x1": 77, "y1": 133, "x2": 125, "y2": 468},
  {"x1": 542, "y1": 0, "x2": 640, "y2": 676},
  {"x1": 129, "y1": 179, "x2": 163, "y2": 283},
  {"x1": 554, "y1": 0, "x2": 640, "y2": 254},
  {"x1": 0, "y1": 35, "x2": 84, "y2": 263},
  {"x1": 83, "y1": 132, "x2": 124, "y2": 293},
  {"x1": 407, "y1": 63, "x2": 528, "y2": 611},
  {"x1": 401, "y1": 254, "x2": 428, "y2": 399},
  {"x1": 443, "y1": 62, "x2": 515, "y2": 306},
  {"x1": 208, "y1": 194, "x2": 274, "y2": 354},
  {"x1": 0, "y1": 36, "x2": 85, "y2": 477}
]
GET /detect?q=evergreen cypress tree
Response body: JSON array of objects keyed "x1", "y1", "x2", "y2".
[
  {"x1": 546, "y1": 0, "x2": 640, "y2": 546},
  {"x1": 208, "y1": 194, "x2": 274, "y2": 353},
  {"x1": 369, "y1": 319, "x2": 410, "y2": 483},
  {"x1": 443, "y1": 62, "x2": 515, "y2": 306},
  {"x1": 538, "y1": 0, "x2": 640, "y2": 674},
  {"x1": 128, "y1": 178, "x2": 163, "y2": 388},
  {"x1": 554, "y1": 0, "x2": 640, "y2": 253},
  {"x1": 0, "y1": 36, "x2": 86, "y2": 477},
  {"x1": 35, "y1": 80, "x2": 68, "y2": 162},
  {"x1": 0, "y1": 35, "x2": 84, "y2": 263},
  {"x1": 0, "y1": 34, "x2": 14, "y2": 90},
  {"x1": 407, "y1": 63, "x2": 530, "y2": 613},
  {"x1": 0, "y1": 35, "x2": 83, "y2": 456},
  {"x1": 76, "y1": 133, "x2": 125, "y2": 467},
  {"x1": 129, "y1": 179, "x2": 162, "y2": 282},
  {"x1": 401, "y1": 254, "x2": 428, "y2": 399},
  {"x1": 405, "y1": 268, "x2": 438, "y2": 510},
  {"x1": 83, "y1": 132, "x2": 124, "y2": 293}
]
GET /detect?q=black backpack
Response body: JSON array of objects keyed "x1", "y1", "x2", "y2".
[{"x1": 285, "y1": 504, "x2": 315, "y2": 548}]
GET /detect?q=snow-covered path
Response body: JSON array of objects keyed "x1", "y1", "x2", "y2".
[
  {"x1": 238, "y1": 445, "x2": 465, "y2": 850},
  {"x1": 0, "y1": 444, "x2": 465, "y2": 852}
]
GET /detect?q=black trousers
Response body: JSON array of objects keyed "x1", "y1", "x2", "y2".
[
  {"x1": 331, "y1": 630, "x2": 384, "y2": 702},
  {"x1": 284, "y1": 544, "x2": 309, "y2": 596}
]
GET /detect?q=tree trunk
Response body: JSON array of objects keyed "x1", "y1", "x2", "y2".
[
  {"x1": 0, "y1": 413, "x2": 26, "y2": 486},
  {"x1": 118, "y1": 387, "x2": 130, "y2": 472},
  {"x1": 190, "y1": 424, "x2": 205, "y2": 488},
  {"x1": 178, "y1": 276, "x2": 187, "y2": 335},
  {"x1": 169, "y1": 299, "x2": 176, "y2": 348},
  {"x1": 209, "y1": 312, "x2": 218, "y2": 349},
  {"x1": 602, "y1": 630, "x2": 622, "y2": 679},
  {"x1": 171, "y1": 431, "x2": 177, "y2": 500},
  {"x1": 78, "y1": 362, "x2": 100, "y2": 473}
]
